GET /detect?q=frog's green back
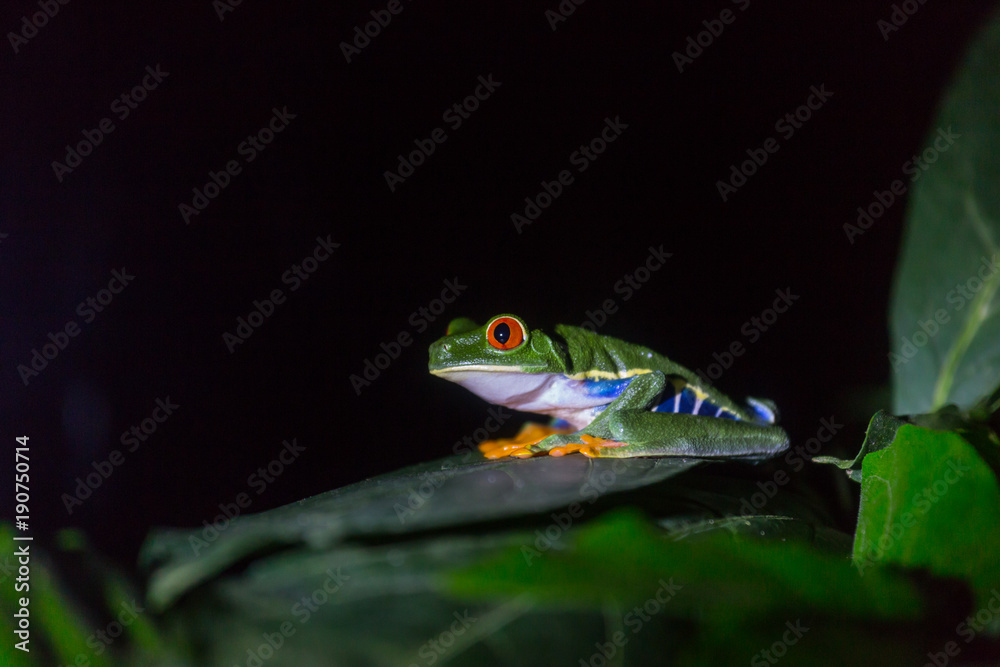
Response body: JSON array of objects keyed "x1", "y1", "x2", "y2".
[{"x1": 553, "y1": 323, "x2": 756, "y2": 420}]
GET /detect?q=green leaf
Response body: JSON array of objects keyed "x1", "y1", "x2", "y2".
[
  {"x1": 889, "y1": 6, "x2": 1000, "y2": 415},
  {"x1": 448, "y1": 510, "x2": 925, "y2": 622},
  {"x1": 852, "y1": 424, "x2": 1000, "y2": 610},
  {"x1": 149, "y1": 506, "x2": 932, "y2": 667},
  {"x1": 142, "y1": 453, "x2": 701, "y2": 609},
  {"x1": 142, "y1": 439, "x2": 977, "y2": 666},
  {"x1": 0, "y1": 525, "x2": 113, "y2": 667},
  {"x1": 813, "y1": 410, "x2": 905, "y2": 482}
]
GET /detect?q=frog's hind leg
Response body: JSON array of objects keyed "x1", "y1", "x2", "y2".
[{"x1": 579, "y1": 411, "x2": 789, "y2": 459}]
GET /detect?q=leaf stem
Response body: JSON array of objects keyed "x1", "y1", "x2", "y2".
[{"x1": 931, "y1": 252, "x2": 1000, "y2": 409}]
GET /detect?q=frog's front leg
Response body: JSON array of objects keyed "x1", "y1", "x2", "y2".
[
  {"x1": 507, "y1": 372, "x2": 667, "y2": 458},
  {"x1": 477, "y1": 422, "x2": 575, "y2": 459}
]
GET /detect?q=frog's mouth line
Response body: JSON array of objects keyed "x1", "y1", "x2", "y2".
[{"x1": 430, "y1": 364, "x2": 545, "y2": 376}]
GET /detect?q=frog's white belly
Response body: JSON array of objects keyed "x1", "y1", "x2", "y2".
[{"x1": 432, "y1": 368, "x2": 607, "y2": 430}]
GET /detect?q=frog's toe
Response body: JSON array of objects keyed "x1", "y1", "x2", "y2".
[
  {"x1": 508, "y1": 447, "x2": 538, "y2": 458},
  {"x1": 484, "y1": 443, "x2": 546, "y2": 459},
  {"x1": 478, "y1": 439, "x2": 528, "y2": 459},
  {"x1": 563, "y1": 435, "x2": 629, "y2": 458},
  {"x1": 477, "y1": 422, "x2": 573, "y2": 459}
]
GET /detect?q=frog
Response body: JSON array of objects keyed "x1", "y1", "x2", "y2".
[{"x1": 428, "y1": 314, "x2": 789, "y2": 459}]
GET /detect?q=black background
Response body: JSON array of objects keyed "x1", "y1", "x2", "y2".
[{"x1": 2, "y1": 0, "x2": 995, "y2": 567}]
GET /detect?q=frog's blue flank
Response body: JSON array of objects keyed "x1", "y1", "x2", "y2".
[{"x1": 586, "y1": 375, "x2": 747, "y2": 421}]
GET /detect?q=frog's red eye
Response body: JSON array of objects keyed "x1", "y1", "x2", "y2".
[{"x1": 487, "y1": 316, "x2": 524, "y2": 350}]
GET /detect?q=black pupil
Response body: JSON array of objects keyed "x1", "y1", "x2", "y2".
[{"x1": 494, "y1": 323, "x2": 510, "y2": 344}]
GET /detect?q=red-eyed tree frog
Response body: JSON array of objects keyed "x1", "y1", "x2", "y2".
[{"x1": 429, "y1": 314, "x2": 789, "y2": 459}]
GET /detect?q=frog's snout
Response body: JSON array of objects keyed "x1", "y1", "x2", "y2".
[{"x1": 428, "y1": 339, "x2": 450, "y2": 365}]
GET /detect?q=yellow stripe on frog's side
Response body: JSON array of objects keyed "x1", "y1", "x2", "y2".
[
  {"x1": 568, "y1": 368, "x2": 711, "y2": 397},
  {"x1": 666, "y1": 376, "x2": 710, "y2": 401},
  {"x1": 569, "y1": 368, "x2": 710, "y2": 398},
  {"x1": 565, "y1": 368, "x2": 656, "y2": 381}
]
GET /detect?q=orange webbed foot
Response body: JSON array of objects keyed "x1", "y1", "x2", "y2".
[
  {"x1": 479, "y1": 426, "x2": 627, "y2": 459},
  {"x1": 478, "y1": 423, "x2": 573, "y2": 459}
]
